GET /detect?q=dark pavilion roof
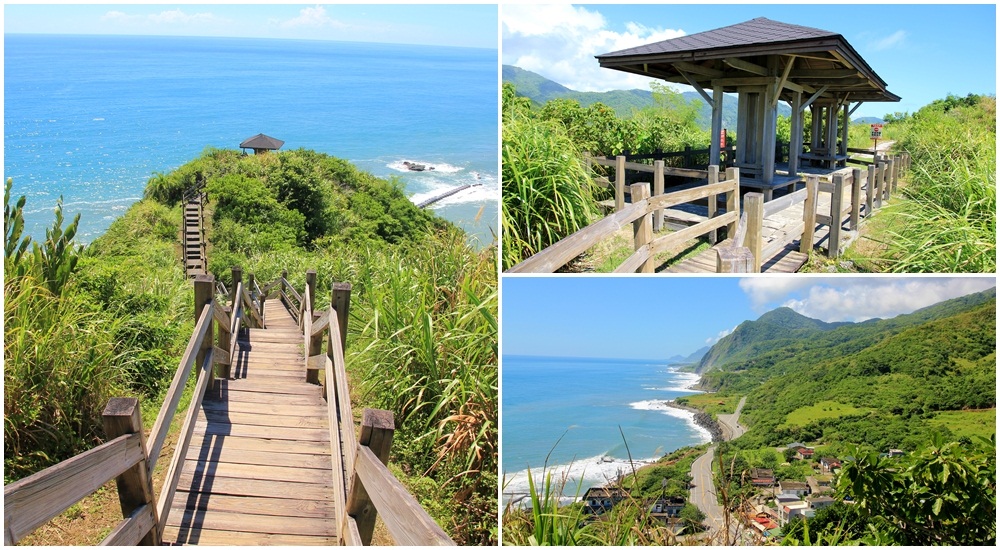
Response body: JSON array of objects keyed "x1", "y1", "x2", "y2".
[
  {"x1": 597, "y1": 17, "x2": 899, "y2": 103},
  {"x1": 240, "y1": 133, "x2": 284, "y2": 150}
]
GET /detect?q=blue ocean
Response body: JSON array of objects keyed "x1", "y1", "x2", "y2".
[
  {"x1": 4, "y1": 34, "x2": 498, "y2": 246},
  {"x1": 502, "y1": 355, "x2": 710, "y2": 504}
]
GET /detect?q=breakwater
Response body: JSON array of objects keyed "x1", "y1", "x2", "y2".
[{"x1": 665, "y1": 401, "x2": 723, "y2": 442}]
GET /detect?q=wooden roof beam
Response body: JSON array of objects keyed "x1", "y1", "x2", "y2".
[
  {"x1": 678, "y1": 69, "x2": 714, "y2": 104},
  {"x1": 772, "y1": 56, "x2": 796, "y2": 108},
  {"x1": 723, "y1": 57, "x2": 768, "y2": 76},
  {"x1": 789, "y1": 69, "x2": 860, "y2": 78},
  {"x1": 674, "y1": 61, "x2": 724, "y2": 78},
  {"x1": 799, "y1": 85, "x2": 830, "y2": 112}
]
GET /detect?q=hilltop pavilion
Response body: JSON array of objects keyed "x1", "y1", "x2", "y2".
[
  {"x1": 597, "y1": 17, "x2": 900, "y2": 198},
  {"x1": 240, "y1": 133, "x2": 285, "y2": 155}
]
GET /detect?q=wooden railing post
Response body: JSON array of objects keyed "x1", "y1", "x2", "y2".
[
  {"x1": 745, "y1": 192, "x2": 764, "y2": 273},
  {"x1": 850, "y1": 168, "x2": 862, "y2": 230},
  {"x1": 194, "y1": 275, "x2": 214, "y2": 381},
  {"x1": 652, "y1": 160, "x2": 664, "y2": 232},
  {"x1": 707, "y1": 165, "x2": 719, "y2": 245},
  {"x1": 305, "y1": 270, "x2": 321, "y2": 385},
  {"x1": 630, "y1": 183, "x2": 653, "y2": 273},
  {"x1": 615, "y1": 155, "x2": 626, "y2": 211},
  {"x1": 800, "y1": 175, "x2": 818, "y2": 254},
  {"x1": 829, "y1": 174, "x2": 844, "y2": 258},
  {"x1": 885, "y1": 158, "x2": 895, "y2": 200},
  {"x1": 331, "y1": 282, "x2": 352, "y2": 355},
  {"x1": 347, "y1": 409, "x2": 395, "y2": 545},
  {"x1": 866, "y1": 164, "x2": 876, "y2": 216},
  {"x1": 725, "y1": 167, "x2": 739, "y2": 239},
  {"x1": 874, "y1": 162, "x2": 884, "y2": 209},
  {"x1": 229, "y1": 266, "x2": 242, "y2": 310},
  {"x1": 102, "y1": 398, "x2": 159, "y2": 545}
]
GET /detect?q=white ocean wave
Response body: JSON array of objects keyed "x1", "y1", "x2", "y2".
[
  {"x1": 503, "y1": 453, "x2": 657, "y2": 507},
  {"x1": 387, "y1": 159, "x2": 463, "y2": 174},
  {"x1": 629, "y1": 400, "x2": 712, "y2": 444}
]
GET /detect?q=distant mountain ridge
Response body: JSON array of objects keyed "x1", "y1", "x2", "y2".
[
  {"x1": 502, "y1": 64, "x2": 791, "y2": 131},
  {"x1": 696, "y1": 288, "x2": 997, "y2": 376}
]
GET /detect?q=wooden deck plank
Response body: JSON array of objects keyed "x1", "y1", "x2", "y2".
[
  {"x1": 215, "y1": 380, "x2": 322, "y2": 397},
  {"x1": 192, "y1": 420, "x2": 330, "y2": 442},
  {"x1": 183, "y1": 445, "x2": 333, "y2": 470},
  {"x1": 215, "y1": 389, "x2": 325, "y2": 407},
  {"x1": 176, "y1": 473, "x2": 335, "y2": 502},
  {"x1": 199, "y1": 398, "x2": 326, "y2": 419},
  {"x1": 169, "y1": 492, "x2": 335, "y2": 519},
  {"x1": 180, "y1": 459, "x2": 333, "y2": 485},
  {"x1": 187, "y1": 434, "x2": 330, "y2": 456},
  {"x1": 198, "y1": 408, "x2": 328, "y2": 429},
  {"x1": 162, "y1": 526, "x2": 336, "y2": 546},
  {"x1": 165, "y1": 507, "x2": 337, "y2": 537}
]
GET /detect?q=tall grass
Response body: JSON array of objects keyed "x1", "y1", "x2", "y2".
[
  {"x1": 4, "y1": 274, "x2": 131, "y2": 481},
  {"x1": 502, "y1": 111, "x2": 598, "y2": 269},
  {"x1": 881, "y1": 97, "x2": 995, "y2": 272}
]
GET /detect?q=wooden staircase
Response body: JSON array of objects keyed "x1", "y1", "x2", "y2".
[
  {"x1": 162, "y1": 301, "x2": 339, "y2": 545},
  {"x1": 184, "y1": 194, "x2": 207, "y2": 277}
]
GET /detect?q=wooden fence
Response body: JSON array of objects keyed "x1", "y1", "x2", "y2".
[
  {"x1": 506, "y1": 167, "x2": 740, "y2": 273},
  {"x1": 4, "y1": 269, "x2": 452, "y2": 546}
]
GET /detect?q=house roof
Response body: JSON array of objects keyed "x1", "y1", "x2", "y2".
[
  {"x1": 240, "y1": 133, "x2": 285, "y2": 150},
  {"x1": 596, "y1": 17, "x2": 899, "y2": 103},
  {"x1": 779, "y1": 481, "x2": 809, "y2": 490},
  {"x1": 583, "y1": 487, "x2": 629, "y2": 499}
]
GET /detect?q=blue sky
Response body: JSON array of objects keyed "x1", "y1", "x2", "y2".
[
  {"x1": 4, "y1": 4, "x2": 499, "y2": 49},
  {"x1": 502, "y1": 4, "x2": 996, "y2": 118},
  {"x1": 501, "y1": 277, "x2": 996, "y2": 360}
]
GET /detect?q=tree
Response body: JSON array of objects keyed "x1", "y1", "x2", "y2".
[{"x1": 833, "y1": 436, "x2": 995, "y2": 545}]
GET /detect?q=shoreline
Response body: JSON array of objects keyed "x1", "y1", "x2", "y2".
[{"x1": 664, "y1": 400, "x2": 725, "y2": 443}]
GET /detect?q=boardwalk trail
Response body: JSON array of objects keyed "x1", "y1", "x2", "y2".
[{"x1": 164, "y1": 301, "x2": 337, "y2": 545}]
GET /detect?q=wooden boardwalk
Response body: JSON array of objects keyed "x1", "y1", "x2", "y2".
[
  {"x1": 162, "y1": 301, "x2": 339, "y2": 545},
  {"x1": 183, "y1": 194, "x2": 207, "y2": 277}
]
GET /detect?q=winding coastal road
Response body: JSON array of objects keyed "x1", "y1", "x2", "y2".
[{"x1": 688, "y1": 396, "x2": 747, "y2": 545}]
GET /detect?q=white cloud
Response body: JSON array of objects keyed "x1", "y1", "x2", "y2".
[
  {"x1": 278, "y1": 6, "x2": 346, "y2": 30},
  {"x1": 706, "y1": 325, "x2": 738, "y2": 345},
  {"x1": 502, "y1": 4, "x2": 686, "y2": 92},
  {"x1": 870, "y1": 29, "x2": 907, "y2": 51},
  {"x1": 743, "y1": 278, "x2": 995, "y2": 323}
]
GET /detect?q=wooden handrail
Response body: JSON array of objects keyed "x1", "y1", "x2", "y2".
[
  {"x1": 3, "y1": 433, "x2": 143, "y2": 544},
  {"x1": 507, "y1": 167, "x2": 740, "y2": 273}
]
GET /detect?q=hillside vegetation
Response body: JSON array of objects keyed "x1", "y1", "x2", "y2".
[
  {"x1": 696, "y1": 288, "x2": 995, "y2": 452},
  {"x1": 5, "y1": 148, "x2": 498, "y2": 544}
]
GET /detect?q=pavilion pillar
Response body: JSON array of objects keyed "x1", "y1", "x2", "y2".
[
  {"x1": 788, "y1": 91, "x2": 803, "y2": 176},
  {"x1": 736, "y1": 92, "x2": 749, "y2": 166},
  {"x1": 709, "y1": 85, "x2": 724, "y2": 166},
  {"x1": 754, "y1": 90, "x2": 766, "y2": 175},
  {"x1": 761, "y1": 79, "x2": 778, "y2": 187},
  {"x1": 826, "y1": 102, "x2": 838, "y2": 165},
  {"x1": 810, "y1": 105, "x2": 822, "y2": 153},
  {"x1": 840, "y1": 102, "x2": 850, "y2": 159}
]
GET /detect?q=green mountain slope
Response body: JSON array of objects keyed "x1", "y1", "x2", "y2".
[{"x1": 696, "y1": 288, "x2": 996, "y2": 451}]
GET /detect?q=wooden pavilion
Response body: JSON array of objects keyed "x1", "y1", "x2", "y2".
[
  {"x1": 240, "y1": 133, "x2": 285, "y2": 155},
  {"x1": 597, "y1": 17, "x2": 900, "y2": 199}
]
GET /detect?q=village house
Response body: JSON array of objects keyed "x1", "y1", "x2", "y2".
[
  {"x1": 749, "y1": 468, "x2": 776, "y2": 487},
  {"x1": 778, "y1": 480, "x2": 810, "y2": 499},
  {"x1": 648, "y1": 496, "x2": 686, "y2": 523},
  {"x1": 808, "y1": 495, "x2": 836, "y2": 511},
  {"x1": 778, "y1": 501, "x2": 812, "y2": 525},
  {"x1": 582, "y1": 487, "x2": 629, "y2": 515},
  {"x1": 819, "y1": 456, "x2": 842, "y2": 473},
  {"x1": 806, "y1": 475, "x2": 834, "y2": 495},
  {"x1": 795, "y1": 447, "x2": 815, "y2": 460}
]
